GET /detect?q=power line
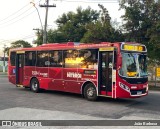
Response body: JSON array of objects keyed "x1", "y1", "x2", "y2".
[
  {"x1": 0, "y1": 10, "x2": 36, "y2": 28},
  {"x1": 0, "y1": 34, "x2": 35, "y2": 45},
  {"x1": 0, "y1": 7, "x2": 33, "y2": 26},
  {"x1": 0, "y1": 1, "x2": 40, "y2": 25},
  {"x1": 22, "y1": 35, "x2": 35, "y2": 40},
  {"x1": 57, "y1": 0, "x2": 118, "y2": 3},
  {"x1": 0, "y1": 3, "x2": 29, "y2": 22}
]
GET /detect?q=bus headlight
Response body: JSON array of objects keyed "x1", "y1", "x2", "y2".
[{"x1": 119, "y1": 82, "x2": 130, "y2": 92}]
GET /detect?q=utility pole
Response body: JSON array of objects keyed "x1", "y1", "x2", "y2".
[
  {"x1": 33, "y1": 28, "x2": 41, "y2": 36},
  {"x1": 33, "y1": 28, "x2": 42, "y2": 45},
  {"x1": 40, "y1": 0, "x2": 56, "y2": 44},
  {"x1": 3, "y1": 44, "x2": 6, "y2": 73}
]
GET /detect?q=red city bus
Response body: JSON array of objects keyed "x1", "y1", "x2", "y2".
[{"x1": 8, "y1": 42, "x2": 148, "y2": 100}]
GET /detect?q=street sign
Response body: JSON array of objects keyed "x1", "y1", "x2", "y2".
[{"x1": 156, "y1": 67, "x2": 160, "y2": 77}]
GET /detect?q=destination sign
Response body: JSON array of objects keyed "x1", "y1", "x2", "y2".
[
  {"x1": 121, "y1": 44, "x2": 146, "y2": 52},
  {"x1": 99, "y1": 47, "x2": 114, "y2": 51},
  {"x1": 156, "y1": 67, "x2": 160, "y2": 77}
]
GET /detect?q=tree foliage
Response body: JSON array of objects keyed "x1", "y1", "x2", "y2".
[
  {"x1": 34, "y1": 5, "x2": 124, "y2": 45},
  {"x1": 10, "y1": 40, "x2": 32, "y2": 48},
  {"x1": 119, "y1": 0, "x2": 160, "y2": 61},
  {"x1": 81, "y1": 21, "x2": 124, "y2": 43},
  {"x1": 56, "y1": 6, "x2": 99, "y2": 42},
  {"x1": 47, "y1": 29, "x2": 66, "y2": 43},
  {"x1": 33, "y1": 30, "x2": 43, "y2": 46},
  {"x1": 5, "y1": 40, "x2": 32, "y2": 56},
  {"x1": 81, "y1": 4, "x2": 124, "y2": 43}
]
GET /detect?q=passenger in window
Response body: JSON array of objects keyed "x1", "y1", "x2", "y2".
[
  {"x1": 29, "y1": 52, "x2": 32, "y2": 60},
  {"x1": 84, "y1": 51, "x2": 91, "y2": 59},
  {"x1": 73, "y1": 50, "x2": 79, "y2": 58},
  {"x1": 53, "y1": 51, "x2": 59, "y2": 62}
]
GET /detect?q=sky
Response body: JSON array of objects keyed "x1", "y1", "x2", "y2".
[{"x1": 0, "y1": 0, "x2": 124, "y2": 56}]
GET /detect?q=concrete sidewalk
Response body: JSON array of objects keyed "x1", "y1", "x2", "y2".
[
  {"x1": 0, "y1": 72, "x2": 7, "y2": 75},
  {"x1": 0, "y1": 107, "x2": 160, "y2": 129},
  {"x1": 0, "y1": 72, "x2": 7, "y2": 77}
]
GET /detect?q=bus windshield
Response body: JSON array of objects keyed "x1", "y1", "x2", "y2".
[{"x1": 119, "y1": 53, "x2": 147, "y2": 78}]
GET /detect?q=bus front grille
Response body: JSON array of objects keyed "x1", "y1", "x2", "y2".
[{"x1": 130, "y1": 88, "x2": 147, "y2": 95}]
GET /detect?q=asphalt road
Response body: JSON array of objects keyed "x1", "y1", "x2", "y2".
[{"x1": 0, "y1": 75, "x2": 160, "y2": 128}]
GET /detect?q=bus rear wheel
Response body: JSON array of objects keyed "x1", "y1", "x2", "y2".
[
  {"x1": 30, "y1": 78, "x2": 40, "y2": 93},
  {"x1": 84, "y1": 83, "x2": 97, "y2": 101}
]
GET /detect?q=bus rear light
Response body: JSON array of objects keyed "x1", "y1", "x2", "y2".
[{"x1": 119, "y1": 82, "x2": 130, "y2": 92}]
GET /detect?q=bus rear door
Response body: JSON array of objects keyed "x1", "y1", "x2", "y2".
[
  {"x1": 99, "y1": 47, "x2": 116, "y2": 98},
  {"x1": 15, "y1": 51, "x2": 25, "y2": 86}
]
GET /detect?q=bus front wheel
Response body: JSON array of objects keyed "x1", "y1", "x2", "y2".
[
  {"x1": 84, "y1": 83, "x2": 97, "y2": 101},
  {"x1": 30, "y1": 78, "x2": 40, "y2": 93}
]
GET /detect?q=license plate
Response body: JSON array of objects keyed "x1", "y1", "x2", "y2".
[{"x1": 137, "y1": 91, "x2": 142, "y2": 95}]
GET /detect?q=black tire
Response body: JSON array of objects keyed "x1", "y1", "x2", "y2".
[
  {"x1": 84, "y1": 83, "x2": 98, "y2": 101},
  {"x1": 30, "y1": 78, "x2": 40, "y2": 93}
]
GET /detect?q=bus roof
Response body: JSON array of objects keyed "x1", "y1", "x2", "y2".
[{"x1": 9, "y1": 42, "x2": 144, "y2": 52}]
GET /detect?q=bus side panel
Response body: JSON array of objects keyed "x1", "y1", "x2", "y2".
[
  {"x1": 35, "y1": 67, "x2": 49, "y2": 89},
  {"x1": 18, "y1": 67, "x2": 24, "y2": 85},
  {"x1": 48, "y1": 68, "x2": 64, "y2": 91},
  {"x1": 78, "y1": 69, "x2": 98, "y2": 88},
  {"x1": 115, "y1": 77, "x2": 130, "y2": 98},
  {"x1": 8, "y1": 66, "x2": 16, "y2": 85},
  {"x1": 63, "y1": 68, "x2": 81, "y2": 94},
  {"x1": 23, "y1": 66, "x2": 36, "y2": 87}
]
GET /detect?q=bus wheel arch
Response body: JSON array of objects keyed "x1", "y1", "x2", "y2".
[
  {"x1": 30, "y1": 77, "x2": 40, "y2": 93},
  {"x1": 82, "y1": 82, "x2": 98, "y2": 101}
]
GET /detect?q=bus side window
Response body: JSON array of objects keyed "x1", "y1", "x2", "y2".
[
  {"x1": 37, "y1": 51, "x2": 49, "y2": 67},
  {"x1": 64, "y1": 50, "x2": 79, "y2": 68},
  {"x1": 25, "y1": 51, "x2": 36, "y2": 66},
  {"x1": 79, "y1": 49, "x2": 98, "y2": 69},
  {"x1": 49, "y1": 50, "x2": 62, "y2": 67},
  {"x1": 10, "y1": 52, "x2": 16, "y2": 66}
]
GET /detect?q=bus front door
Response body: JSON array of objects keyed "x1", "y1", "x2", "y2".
[
  {"x1": 16, "y1": 53, "x2": 24, "y2": 86},
  {"x1": 99, "y1": 50, "x2": 114, "y2": 96}
]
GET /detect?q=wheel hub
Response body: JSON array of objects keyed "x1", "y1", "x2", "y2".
[
  {"x1": 87, "y1": 88, "x2": 94, "y2": 97},
  {"x1": 32, "y1": 81, "x2": 37, "y2": 90}
]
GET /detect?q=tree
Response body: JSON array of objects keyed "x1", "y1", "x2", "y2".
[
  {"x1": 33, "y1": 29, "x2": 43, "y2": 46},
  {"x1": 119, "y1": 0, "x2": 160, "y2": 61},
  {"x1": 47, "y1": 29, "x2": 66, "y2": 43},
  {"x1": 98, "y1": 4, "x2": 111, "y2": 25},
  {"x1": 34, "y1": 5, "x2": 124, "y2": 44},
  {"x1": 81, "y1": 21, "x2": 124, "y2": 43},
  {"x1": 10, "y1": 40, "x2": 32, "y2": 48},
  {"x1": 56, "y1": 7, "x2": 99, "y2": 42},
  {"x1": 81, "y1": 4, "x2": 124, "y2": 43},
  {"x1": 6, "y1": 40, "x2": 32, "y2": 56}
]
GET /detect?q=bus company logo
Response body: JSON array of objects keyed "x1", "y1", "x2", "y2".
[
  {"x1": 32, "y1": 71, "x2": 48, "y2": 77},
  {"x1": 2, "y1": 121, "x2": 11, "y2": 126},
  {"x1": 67, "y1": 72, "x2": 82, "y2": 78},
  {"x1": 2, "y1": 121, "x2": 42, "y2": 127},
  {"x1": 32, "y1": 71, "x2": 40, "y2": 76}
]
